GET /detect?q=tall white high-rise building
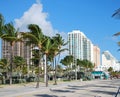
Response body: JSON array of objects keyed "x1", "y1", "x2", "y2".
[{"x1": 68, "y1": 30, "x2": 94, "y2": 62}]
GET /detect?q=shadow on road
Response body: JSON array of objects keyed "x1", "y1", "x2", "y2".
[
  {"x1": 34, "y1": 94, "x2": 58, "y2": 97},
  {"x1": 49, "y1": 88, "x2": 74, "y2": 93},
  {"x1": 67, "y1": 84, "x2": 116, "y2": 89},
  {"x1": 34, "y1": 88, "x2": 74, "y2": 97},
  {"x1": 67, "y1": 84, "x2": 117, "y2": 96},
  {"x1": 91, "y1": 90, "x2": 116, "y2": 95}
]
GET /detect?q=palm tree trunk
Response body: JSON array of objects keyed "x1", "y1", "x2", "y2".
[
  {"x1": 36, "y1": 50, "x2": 42, "y2": 88},
  {"x1": 9, "y1": 46, "x2": 13, "y2": 85},
  {"x1": 44, "y1": 54, "x2": 48, "y2": 87},
  {"x1": 54, "y1": 53, "x2": 61, "y2": 85},
  {"x1": 54, "y1": 57, "x2": 57, "y2": 85},
  {"x1": 36, "y1": 59, "x2": 41, "y2": 88},
  {"x1": 75, "y1": 59, "x2": 77, "y2": 80}
]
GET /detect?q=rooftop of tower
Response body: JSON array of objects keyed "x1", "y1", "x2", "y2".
[
  {"x1": 68, "y1": 30, "x2": 93, "y2": 43},
  {"x1": 68, "y1": 30, "x2": 86, "y2": 36}
]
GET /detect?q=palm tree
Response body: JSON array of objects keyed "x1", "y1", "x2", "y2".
[
  {"x1": 31, "y1": 49, "x2": 44, "y2": 84},
  {"x1": 108, "y1": 67, "x2": 113, "y2": 73},
  {"x1": 0, "y1": 58, "x2": 9, "y2": 72},
  {"x1": 60, "y1": 55, "x2": 74, "y2": 79},
  {"x1": 31, "y1": 49, "x2": 40, "y2": 73},
  {"x1": 81, "y1": 60, "x2": 94, "y2": 78},
  {"x1": 13, "y1": 56, "x2": 26, "y2": 82},
  {"x1": 60, "y1": 55, "x2": 74, "y2": 69},
  {"x1": 76, "y1": 59, "x2": 83, "y2": 71},
  {"x1": 13, "y1": 56, "x2": 26, "y2": 73},
  {"x1": 22, "y1": 24, "x2": 45, "y2": 88},
  {"x1": 108, "y1": 67, "x2": 113, "y2": 78},
  {"x1": 52, "y1": 34, "x2": 68, "y2": 85},
  {"x1": 52, "y1": 34, "x2": 68, "y2": 65},
  {"x1": 56, "y1": 64, "x2": 63, "y2": 78},
  {"x1": 42, "y1": 37, "x2": 57, "y2": 87},
  {"x1": 0, "y1": 58, "x2": 9, "y2": 84},
  {"x1": 1, "y1": 23, "x2": 21, "y2": 85}
]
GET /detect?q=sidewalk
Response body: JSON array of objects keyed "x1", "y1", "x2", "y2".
[{"x1": 0, "y1": 79, "x2": 120, "y2": 97}]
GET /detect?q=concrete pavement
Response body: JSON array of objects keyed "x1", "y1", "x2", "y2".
[{"x1": 0, "y1": 79, "x2": 120, "y2": 97}]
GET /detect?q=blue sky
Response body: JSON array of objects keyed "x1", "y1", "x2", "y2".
[{"x1": 0, "y1": 0, "x2": 120, "y2": 61}]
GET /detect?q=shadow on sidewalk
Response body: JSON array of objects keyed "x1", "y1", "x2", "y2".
[
  {"x1": 49, "y1": 88, "x2": 74, "y2": 93},
  {"x1": 91, "y1": 90, "x2": 116, "y2": 96},
  {"x1": 34, "y1": 94, "x2": 58, "y2": 97}
]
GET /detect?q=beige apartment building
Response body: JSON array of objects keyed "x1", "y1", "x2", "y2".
[
  {"x1": 2, "y1": 32, "x2": 32, "y2": 66},
  {"x1": 93, "y1": 45, "x2": 100, "y2": 69}
]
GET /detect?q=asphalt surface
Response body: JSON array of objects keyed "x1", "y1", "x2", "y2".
[{"x1": 0, "y1": 79, "x2": 120, "y2": 97}]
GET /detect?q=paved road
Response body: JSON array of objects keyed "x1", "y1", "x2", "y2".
[{"x1": 0, "y1": 79, "x2": 120, "y2": 97}]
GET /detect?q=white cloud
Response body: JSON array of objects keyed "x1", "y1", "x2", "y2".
[
  {"x1": 14, "y1": 0, "x2": 68, "y2": 60},
  {"x1": 14, "y1": 0, "x2": 54, "y2": 36}
]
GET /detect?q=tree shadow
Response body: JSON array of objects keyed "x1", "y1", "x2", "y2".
[
  {"x1": 67, "y1": 84, "x2": 116, "y2": 89},
  {"x1": 91, "y1": 90, "x2": 116, "y2": 96},
  {"x1": 67, "y1": 84, "x2": 118, "y2": 96},
  {"x1": 92, "y1": 84, "x2": 117, "y2": 89},
  {"x1": 49, "y1": 88, "x2": 74, "y2": 93},
  {"x1": 34, "y1": 88, "x2": 72, "y2": 97},
  {"x1": 67, "y1": 84, "x2": 96, "y2": 89},
  {"x1": 34, "y1": 94, "x2": 58, "y2": 97}
]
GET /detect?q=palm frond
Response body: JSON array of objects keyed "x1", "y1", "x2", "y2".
[
  {"x1": 112, "y1": 8, "x2": 120, "y2": 19},
  {"x1": 28, "y1": 24, "x2": 43, "y2": 40},
  {"x1": 0, "y1": 61, "x2": 4, "y2": 65},
  {"x1": 4, "y1": 23, "x2": 17, "y2": 36},
  {"x1": 113, "y1": 32, "x2": 120, "y2": 36},
  {"x1": 56, "y1": 48, "x2": 68, "y2": 55},
  {"x1": 117, "y1": 41, "x2": 120, "y2": 46},
  {"x1": 117, "y1": 49, "x2": 120, "y2": 51},
  {"x1": 2, "y1": 36, "x2": 18, "y2": 42},
  {"x1": 22, "y1": 33, "x2": 39, "y2": 44},
  {"x1": 63, "y1": 41, "x2": 69, "y2": 46}
]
